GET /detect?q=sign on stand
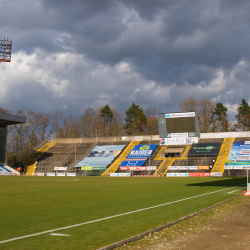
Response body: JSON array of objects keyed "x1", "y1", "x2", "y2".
[{"x1": 243, "y1": 168, "x2": 250, "y2": 195}]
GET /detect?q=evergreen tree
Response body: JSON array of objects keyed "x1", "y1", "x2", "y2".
[
  {"x1": 124, "y1": 102, "x2": 147, "y2": 135},
  {"x1": 100, "y1": 105, "x2": 113, "y2": 125},
  {"x1": 235, "y1": 99, "x2": 250, "y2": 131},
  {"x1": 210, "y1": 103, "x2": 229, "y2": 132}
]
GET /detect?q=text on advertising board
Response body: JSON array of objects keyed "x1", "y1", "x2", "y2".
[{"x1": 126, "y1": 144, "x2": 157, "y2": 159}]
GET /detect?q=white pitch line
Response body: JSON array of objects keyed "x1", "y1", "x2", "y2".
[
  {"x1": 228, "y1": 187, "x2": 245, "y2": 194},
  {"x1": 0, "y1": 184, "x2": 244, "y2": 245},
  {"x1": 50, "y1": 233, "x2": 70, "y2": 236}
]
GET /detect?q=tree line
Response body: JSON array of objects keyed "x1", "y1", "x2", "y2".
[
  {"x1": 1, "y1": 98, "x2": 250, "y2": 168},
  {"x1": 179, "y1": 98, "x2": 250, "y2": 133},
  {"x1": 1, "y1": 104, "x2": 158, "y2": 167}
]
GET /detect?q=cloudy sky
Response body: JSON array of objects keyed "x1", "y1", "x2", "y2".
[{"x1": 0, "y1": 0, "x2": 250, "y2": 120}]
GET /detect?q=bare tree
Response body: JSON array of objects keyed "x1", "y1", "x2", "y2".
[{"x1": 179, "y1": 98, "x2": 215, "y2": 132}]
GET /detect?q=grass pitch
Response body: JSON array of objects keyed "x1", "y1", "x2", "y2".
[{"x1": 0, "y1": 176, "x2": 246, "y2": 249}]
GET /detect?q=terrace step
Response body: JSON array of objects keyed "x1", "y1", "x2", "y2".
[{"x1": 25, "y1": 143, "x2": 56, "y2": 175}]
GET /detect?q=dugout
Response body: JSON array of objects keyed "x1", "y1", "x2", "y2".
[{"x1": 0, "y1": 113, "x2": 26, "y2": 164}]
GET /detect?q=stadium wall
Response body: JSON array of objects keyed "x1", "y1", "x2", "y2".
[
  {"x1": 200, "y1": 131, "x2": 250, "y2": 139},
  {"x1": 50, "y1": 132, "x2": 250, "y2": 144}
]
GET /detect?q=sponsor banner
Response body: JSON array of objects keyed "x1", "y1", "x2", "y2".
[
  {"x1": 32, "y1": 172, "x2": 45, "y2": 176},
  {"x1": 168, "y1": 166, "x2": 199, "y2": 170},
  {"x1": 168, "y1": 166, "x2": 179, "y2": 170},
  {"x1": 240, "y1": 149, "x2": 250, "y2": 154},
  {"x1": 224, "y1": 165, "x2": 249, "y2": 170},
  {"x1": 133, "y1": 175, "x2": 161, "y2": 177},
  {"x1": 92, "y1": 166, "x2": 106, "y2": 170},
  {"x1": 56, "y1": 172, "x2": 66, "y2": 176},
  {"x1": 110, "y1": 173, "x2": 130, "y2": 177},
  {"x1": 75, "y1": 145, "x2": 126, "y2": 168},
  {"x1": 165, "y1": 112, "x2": 195, "y2": 118},
  {"x1": 81, "y1": 166, "x2": 106, "y2": 170},
  {"x1": 243, "y1": 191, "x2": 250, "y2": 196},
  {"x1": 237, "y1": 155, "x2": 250, "y2": 160},
  {"x1": 120, "y1": 166, "x2": 156, "y2": 171},
  {"x1": 226, "y1": 141, "x2": 250, "y2": 167},
  {"x1": 0, "y1": 172, "x2": 14, "y2": 176},
  {"x1": 47, "y1": 172, "x2": 56, "y2": 176},
  {"x1": 188, "y1": 166, "x2": 199, "y2": 170},
  {"x1": 188, "y1": 172, "x2": 210, "y2": 177},
  {"x1": 199, "y1": 166, "x2": 210, "y2": 170},
  {"x1": 126, "y1": 144, "x2": 157, "y2": 160},
  {"x1": 210, "y1": 172, "x2": 223, "y2": 177},
  {"x1": 188, "y1": 173, "x2": 200, "y2": 177},
  {"x1": 160, "y1": 137, "x2": 198, "y2": 145},
  {"x1": 169, "y1": 133, "x2": 188, "y2": 138},
  {"x1": 189, "y1": 142, "x2": 221, "y2": 155},
  {"x1": 66, "y1": 173, "x2": 76, "y2": 176},
  {"x1": 200, "y1": 173, "x2": 211, "y2": 177},
  {"x1": 54, "y1": 167, "x2": 67, "y2": 171},
  {"x1": 166, "y1": 173, "x2": 188, "y2": 177},
  {"x1": 179, "y1": 166, "x2": 188, "y2": 170},
  {"x1": 81, "y1": 167, "x2": 92, "y2": 170},
  {"x1": 120, "y1": 160, "x2": 145, "y2": 167}
]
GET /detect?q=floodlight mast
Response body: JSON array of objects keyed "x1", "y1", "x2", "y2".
[{"x1": 0, "y1": 38, "x2": 12, "y2": 63}]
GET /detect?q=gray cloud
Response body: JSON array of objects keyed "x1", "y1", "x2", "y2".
[{"x1": 0, "y1": 0, "x2": 250, "y2": 121}]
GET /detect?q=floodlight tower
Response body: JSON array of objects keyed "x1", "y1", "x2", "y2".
[{"x1": 0, "y1": 38, "x2": 12, "y2": 63}]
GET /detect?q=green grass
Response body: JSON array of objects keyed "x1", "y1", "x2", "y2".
[{"x1": 0, "y1": 176, "x2": 246, "y2": 249}]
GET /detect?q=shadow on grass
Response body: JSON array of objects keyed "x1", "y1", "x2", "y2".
[{"x1": 186, "y1": 177, "x2": 247, "y2": 187}]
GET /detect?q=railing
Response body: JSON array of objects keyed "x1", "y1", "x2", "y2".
[
  {"x1": 24, "y1": 139, "x2": 49, "y2": 174},
  {"x1": 161, "y1": 158, "x2": 175, "y2": 176}
]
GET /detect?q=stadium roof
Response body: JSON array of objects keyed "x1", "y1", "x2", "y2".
[{"x1": 0, "y1": 113, "x2": 26, "y2": 126}]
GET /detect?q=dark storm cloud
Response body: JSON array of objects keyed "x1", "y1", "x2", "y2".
[{"x1": 0, "y1": 0, "x2": 250, "y2": 119}]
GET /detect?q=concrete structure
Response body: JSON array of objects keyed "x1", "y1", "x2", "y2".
[
  {"x1": 50, "y1": 132, "x2": 250, "y2": 144},
  {"x1": 0, "y1": 113, "x2": 26, "y2": 164}
]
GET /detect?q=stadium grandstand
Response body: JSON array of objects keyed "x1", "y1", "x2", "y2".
[
  {"x1": 23, "y1": 111, "x2": 250, "y2": 178},
  {"x1": 0, "y1": 113, "x2": 26, "y2": 176}
]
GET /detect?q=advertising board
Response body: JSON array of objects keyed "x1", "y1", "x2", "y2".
[
  {"x1": 110, "y1": 173, "x2": 130, "y2": 177},
  {"x1": 166, "y1": 173, "x2": 188, "y2": 177},
  {"x1": 168, "y1": 166, "x2": 199, "y2": 170},
  {"x1": 119, "y1": 160, "x2": 145, "y2": 167},
  {"x1": 56, "y1": 172, "x2": 66, "y2": 176},
  {"x1": 133, "y1": 175, "x2": 161, "y2": 177},
  {"x1": 66, "y1": 173, "x2": 76, "y2": 176},
  {"x1": 188, "y1": 142, "x2": 221, "y2": 155},
  {"x1": 188, "y1": 172, "x2": 210, "y2": 177},
  {"x1": 47, "y1": 172, "x2": 56, "y2": 176},
  {"x1": 75, "y1": 145, "x2": 125, "y2": 168},
  {"x1": 188, "y1": 166, "x2": 199, "y2": 170},
  {"x1": 32, "y1": 172, "x2": 45, "y2": 176},
  {"x1": 165, "y1": 112, "x2": 195, "y2": 118},
  {"x1": 120, "y1": 166, "x2": 156, "y2": 171},
  {"x1": 199, "y1": 166, "x2": 210, "y2": 170},
  {"x1": 226, "y1": 141, "x2": 250, "y2": 168},
  {"x1": 210, "y1": 172, "x2": 223, "y2": 177},
  {"x1": 126, "y1": 144, "x2": 157, "y2": 160},
  {"x1": 168, "y1": 166, "x2": 179, "y2": 170},
  {"x1": 160, "y1": 137, "x2": 198, "y2": 145},
  {"x1": 54, "y1": 167, "x2": 67, "y2": 171},
  {"x1": 81, "y1": 166, "x2": 106, "y2": 170}
]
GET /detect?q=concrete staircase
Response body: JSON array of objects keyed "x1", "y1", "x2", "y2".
[
  {"x1": 101, "y1": 141, "x2": 140, "y2": 176},
  {"x1": 25, "y1": 143, "x2": 56, "y2": 175},
  {"x1": 212, "y1": 138, "x2": 235, "y2": 174}
]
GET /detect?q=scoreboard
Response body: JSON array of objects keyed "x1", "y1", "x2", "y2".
[
  {"x1": 0, "y1": 38, "x2": 12, "y2": 62},
  {"x1": 158, "y1": 112, "x2": 200, "y2": 144}
]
